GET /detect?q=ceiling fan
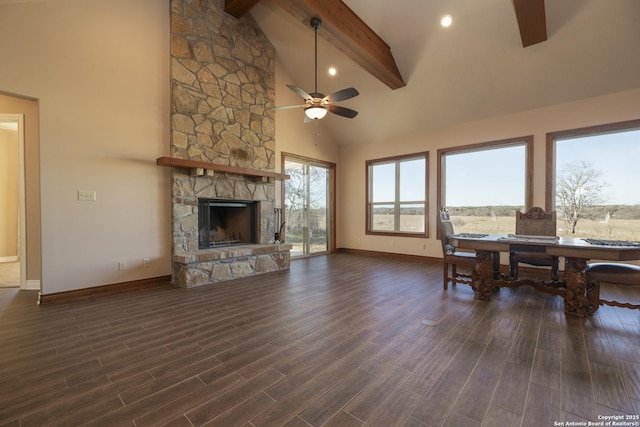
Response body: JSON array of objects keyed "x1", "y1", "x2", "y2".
[{"x1": 273, "y1": 17, "x2": 359, "y2": 122}]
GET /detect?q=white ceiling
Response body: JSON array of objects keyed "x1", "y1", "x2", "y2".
[{"x1": 250, "y1": 0, "x2": 640, "y2": 146}]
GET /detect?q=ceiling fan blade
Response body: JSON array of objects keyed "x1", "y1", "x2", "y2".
[
  {"x1": 324, "y1": 87, "x2": 359, "y2": 103},
  {"x1": 272, "y1": 104, "x2": 306, "y2": 111},
  {"x1": 327, "y1": 104, "x2": 358, "y2": 119},
  {"x1": 287, "y1": 85, "x2": 313, "y2": 101}
]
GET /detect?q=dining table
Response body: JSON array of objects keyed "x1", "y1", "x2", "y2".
[{"x1": 447, "y1": 233, "x2": 640, "y2": 317}]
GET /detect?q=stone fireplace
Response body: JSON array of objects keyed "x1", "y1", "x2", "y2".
[{"x1": 167, "y1": 0, "x2": 291, "y2": 288}]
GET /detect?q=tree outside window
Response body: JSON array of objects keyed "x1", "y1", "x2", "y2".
[
  {"x1": 548, "y1": 120, "x2": 640, "y2": 240},
  {"x1": 556, "y1": 161, "x2": 607, "y2": 234}
]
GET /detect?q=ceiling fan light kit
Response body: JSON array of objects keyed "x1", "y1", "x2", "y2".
[
  {"x1": 305, "y1": 106, "x2": 328, "y2": 120},
  {"x1": 273, "y1": 17, "x2": 359, "y2": 122}
]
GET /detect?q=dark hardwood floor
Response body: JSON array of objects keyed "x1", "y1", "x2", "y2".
[{"x1": 1, "y1": 253, "x2": 639, "y2": 426}]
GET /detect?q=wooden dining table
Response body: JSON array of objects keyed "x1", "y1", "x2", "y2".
[{"x1": 448, "y1": 233, "x2": 640, "y2": 317}]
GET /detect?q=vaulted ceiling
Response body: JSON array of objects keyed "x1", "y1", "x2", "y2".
[{"x1": 240, "y1": 0, "x2": 640, "y2": 146}]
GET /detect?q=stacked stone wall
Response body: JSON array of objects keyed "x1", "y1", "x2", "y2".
[{"x1": 169, "y1": 0, "x2": 288, "y2": 287}]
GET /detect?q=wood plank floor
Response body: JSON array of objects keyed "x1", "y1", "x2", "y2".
[{"x1": 1, "y1": 253, "x2": 639, "y2": 426}]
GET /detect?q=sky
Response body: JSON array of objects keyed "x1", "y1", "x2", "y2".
[
  {"x1": 556, "y1": 130, "x2": 640, "y2": 205},
  {"x1": 444, "y1": 129, "x2": 640, "y2": 207},
  {"x1": 372, "y1": 158, "x2": 425, "y2": 203},
  {"x1": 445, "y1": 145, "x2": 526, "y2": 206}
]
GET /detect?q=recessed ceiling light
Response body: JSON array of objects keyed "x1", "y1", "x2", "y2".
[
  {"x1": 440, "y1": 14, "x2": 453, "y2": 28},
  {"x1": 328, "y1": 67, "x2": 337, "y2": 76}
]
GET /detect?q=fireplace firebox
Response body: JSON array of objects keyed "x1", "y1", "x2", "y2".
[{"x1": 198, "y1": 199, "x2": 258, "y2": 249}]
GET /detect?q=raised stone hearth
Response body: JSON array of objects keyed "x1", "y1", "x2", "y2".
[{"x1": 173, "y1": 243, "x2": 292, "y2": 288}]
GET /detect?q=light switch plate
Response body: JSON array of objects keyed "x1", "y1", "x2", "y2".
[{"x1": 78, "y1": 190, "x2": 96, "y2": 201}]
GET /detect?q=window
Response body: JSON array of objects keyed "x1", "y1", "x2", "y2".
[
  {"x1": 546, "y1": 119, "x2": 640, "y2": 240},
  {"x1": 366, "y1": 152, "x2": 428, "y2": 236},
  {"x1": 437, "y1": 137, "x2": 533, "y2": 234}
]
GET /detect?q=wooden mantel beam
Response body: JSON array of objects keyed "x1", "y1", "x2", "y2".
[
  {"x1": 224, "y1": 0, "x2": 260, "y2": 19},
  {"x1": 271, "y1": 0, "x2": 405, "y2": 90},
  {"x1": 512, "y1": 0, "x2": 547, "y2": 47},
  {"x1": 156, "y1": 157, "x2": 290, "y2": 181}
]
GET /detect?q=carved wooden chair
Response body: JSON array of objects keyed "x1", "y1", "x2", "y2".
[
  {"x1": 586, "y1": 263, "x2": 640, "y2": 310},
  {"x1": 509, "y1": 207, "x2": 559, "y2": 280},
  {"x1": 439, "y1": 208, "x2": 476, "y2": 289}
]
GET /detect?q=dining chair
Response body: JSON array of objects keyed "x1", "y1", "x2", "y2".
[
  {"x1": 509, "y1": 207, "x2": 559, "y2": 280},
  {"x1": 439, "y1": 208, "x2": 476, "y2": 289},
  {"x1": 586, "y1": 263, "x2": 640, "y2": 310}
]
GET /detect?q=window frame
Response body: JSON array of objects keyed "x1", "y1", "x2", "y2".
[
  {"x1": 365, "y1": 151, "x2": 429, "y2": 238},
  {"x1": 436, "y1": 136, "x2": 534, "y2": 234},
  {"x1": 545, "y1": 118, "x2": 640, "y2": 212}
]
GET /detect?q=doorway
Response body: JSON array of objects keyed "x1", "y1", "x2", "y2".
[
  {"x1": 282, "y1": 153, "x2": 335, "y2": 258},
  {"x1": 0, "y1": 114, "x2": 25, "y2": 288}
]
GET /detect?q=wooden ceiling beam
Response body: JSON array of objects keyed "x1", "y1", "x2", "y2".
[
  {"x1": 270, "y1": 0, "x2": 406, "y2": 90},
  {"x1": 513, "y1": 0, "x2": 548, "y2": 47},
  {"x1": 225, "y1": 0, "x2": 260, "y2": 19}
]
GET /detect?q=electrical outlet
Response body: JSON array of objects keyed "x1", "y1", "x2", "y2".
[
  {"x1": 78, "y1": 190, "x2": 96, "y2": 201},
  {"x1": 118, "y1": 261, "x2": 127, "y2": 271},
  {"x1": 143, "y1": 258, "x2": 150, "y2": 267}
]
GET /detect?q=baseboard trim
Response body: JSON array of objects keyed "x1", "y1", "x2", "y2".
[
  {"x1": 336, "y1": 247, "x2": 441, "y2": 263},
  {"x1": 0, "y1": 256, "x2": 19, "y2": 263},
  {"x1": 38, "y1": 275, "x2": 172, "y2": 305}
]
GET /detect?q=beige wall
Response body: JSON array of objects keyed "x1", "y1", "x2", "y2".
[
  {"x1": 0, "y1": 0, "x2": 171, "y2": 294},
  {"x1": 0, "y1": 127, "x2": 19, "y2": 258},
  {"x1": 337, "y1": 88, "x2": 640, "y2": 259},
  {"x1": 0, "y1": 94, "x2": 41, "y2": 281}
]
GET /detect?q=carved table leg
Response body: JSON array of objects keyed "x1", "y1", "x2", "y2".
[
  {"x1": 472, "y1": 250, "x2": 495, "y2": 300},
  {"x1": 585, "y1": 269, "x2": 600, "y2": 315},
  {"x1": 564, "y1": 257, "x2": 589, "y2": 317}
]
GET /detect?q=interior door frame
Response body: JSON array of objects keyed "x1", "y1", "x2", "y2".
[
  {"x1": 0, "y1": 114, "x2": 26, "y2": 289},
  {"x1": 281, "y1": 152, "x2": 336, "y2": 256}
]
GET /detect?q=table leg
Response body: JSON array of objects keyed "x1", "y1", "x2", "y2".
[
  {"x1": 585, "y1": 268, "x2": 600, "y2": 315},
  {"x1": 472, "y1": 250, "x2": 495, "y2": 300},
  {"x1": 564, "y1": 257, "x2": 589, "y2": 317}
]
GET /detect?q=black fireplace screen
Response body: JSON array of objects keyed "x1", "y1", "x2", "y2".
[{"x1": 198, "y1": 199, "x2": 257, "y2": 248}]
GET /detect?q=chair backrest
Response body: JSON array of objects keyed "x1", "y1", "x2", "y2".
[
  {"x1": 439, "y1": 207, "x2": 450, "y2": 221},
  {"x1": 438, "y1": 207, "x2": 456, "y2": 254},
  {"x1": 440, "y1": 220, "x2": 455, "y2": 240},
  {"x1": 515, "y1": 207, "x2": 556, "y2": 236}
]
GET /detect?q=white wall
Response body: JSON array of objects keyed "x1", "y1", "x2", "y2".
[
  {"x1": 0, "y1": 0, "x2": 171, "y2": 293},
  {"x1": 337, "y1": 88, "x2": 640, "y2": 259}
]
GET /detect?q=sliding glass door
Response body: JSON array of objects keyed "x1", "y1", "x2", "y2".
[{"x1": 282, "y1": 154, "x2": 334, "y2": 258}]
